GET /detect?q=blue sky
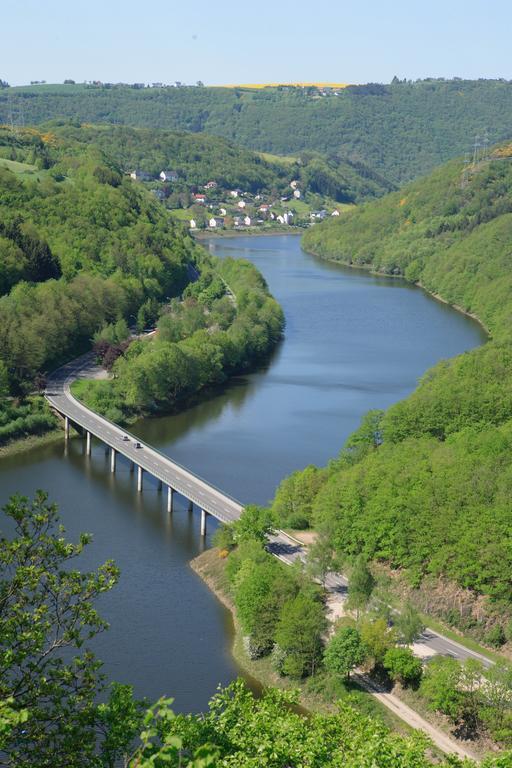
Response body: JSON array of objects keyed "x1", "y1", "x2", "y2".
[{"x1": 3, "y1": 0, "x2": 511, "y2": 86}]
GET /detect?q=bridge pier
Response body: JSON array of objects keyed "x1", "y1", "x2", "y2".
[
  {"x1": 188, "y1": 500, "x2": 193, "y2": 513},
  {"x1": 110, "y1": 447, "x2": 117, "y2": 473},
  {"x1": 200, "y1": 509, "x2": 207, "y2": 537},
  {"x1": 130, "y1": 460, "x2": 134, "y2": 473},
  {"x1": 137, "y1": 466, "x2": 144, "y2": 492},
  {"x1": 157, "y1": 479, "x2": 162, "y2": 492},
  {"x1": 64, "y1": 415, "x2": 70, "y2": 440},
  {"x1": 167, "y1": 486, "x2": 174, "y2": 513},
  {"x1": 86, "y1": 431, "x2": 91, "y2": 456}
]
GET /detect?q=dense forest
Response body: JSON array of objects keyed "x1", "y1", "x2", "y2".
[
  {"x1": 270, "y1": 146, "x2": 512, "y2": 645},
  {"x1": 0, "y1": 129, "x2": 282, "y2": 444},
  {"x1": 3, "y1": 79, "x2": 512, "y2": 182},
  {"x1": 73, "y1": 253, "x2": 284, "y2": 423}
]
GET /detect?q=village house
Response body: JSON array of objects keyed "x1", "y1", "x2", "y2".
[
  {"x1": 293, "y1": 189, "x2": 301, "y2": 199},
  {"x1": 283, "y1": 211, "x2": 294, "y2": 225},
  {"x1": 159, "y1": 170, "x2": 179, "y2": 182},
  {"x1": 219, "y1": 207, "x2": 227, "y2": 215},
  {"x1": 130, "y1": 169, "x2": 153, "y2": 182},
  {"x1": 310, "y1": 210, "x2": 328, "y2": 221},
  {"x1": 194, "y1": 194, "x2": 207, "y2": 204},
  {"x1": 237, "y1": 200, "x2": 247, "y2": 209},
  {"x1": 151, "y1": 189, "x2": 166, "y2": 201},
  {"x1": 259, "y1": 204, "x2": 270, "y2": 213},
  {"x1": 244, "y1": 215, "x2": 252, "y2": 226},
  {"x1": 204, "y1": 180, "x2": 218, "y2": 190},
  {"x1": 209, "y1": 217, "x2": 225, "y2": 228},
  {"x1": 331, "y1": 209, "x2": 340, "y2": 216},
  {"x1": 233, "y1": 216, "x2": 244, "y2": 227},
  {"x1": 190, "y1": 219, "x2": 197, "y2": 229},
  {"x1": 229, "y1": 189, "x2": 242, "y2": 198},
  {"x1": 290, "y1": 180, "x2": 299, "y2": 190}
]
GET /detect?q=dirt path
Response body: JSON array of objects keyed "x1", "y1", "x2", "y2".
[{"x1": 356, "y1": 674, "x2": 479, "y2": 762}]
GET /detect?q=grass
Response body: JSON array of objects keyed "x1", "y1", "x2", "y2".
[
  {"x1": 0, "y1": 426, "x2": 64, "y2": 459},
  {"x1": 0, "y1": 156, "x2": 44, "y2": 178},
  {"x1": 190, "y1": 547, "x2": 413, "y2": 736}
]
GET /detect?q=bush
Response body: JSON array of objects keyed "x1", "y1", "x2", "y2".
[{"x1": 383, "y1": 647, "x2": 423, "y2": 687}]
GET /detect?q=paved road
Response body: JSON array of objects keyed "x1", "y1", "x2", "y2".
[
  {"x1": 45, "y1": 353, "x2": 244, "y2": 525},
  {"x1": 266, "y1": 533, "x2": 493, "y2": 669}
]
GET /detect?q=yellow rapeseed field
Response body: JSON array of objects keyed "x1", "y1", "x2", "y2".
[{"x1": 217, "y1": 82, "x2": 351, "y2": 89}]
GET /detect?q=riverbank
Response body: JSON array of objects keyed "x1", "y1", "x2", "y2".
[
  {"x1": 0, "y1": 427, "x2": 64, "y2": 459},
  {"x1": 193, "y1": 228, "x2": 303, "y2": 239},
  {"x1": 190, "y1": 547, "x2": 412, "y2": 734}
]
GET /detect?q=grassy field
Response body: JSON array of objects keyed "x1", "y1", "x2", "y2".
[{"x1": 0, "y1": 156, "x2": 43, "y2": 177}]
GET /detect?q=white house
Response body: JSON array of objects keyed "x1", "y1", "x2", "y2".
[
  {"x1": 293, "y1": 189, "x2": 301, "y2": 199},
  {"x1": 331, "y1": 209, "x2": 340, "y2": 216},
  {"x1": 190, "y1": 219, "x2": 197, "y2": 229},
  {"x1": 276, "y1": 215, "x2": 285, "y2": 224},
  {"x1": 229, "y1": 189, "x2": 242, "y2": 198},
  {"x1": 283, "y1": 211, "x2": 294, "y2": 225},
  {"x1": 233, "y1": 216, "x2": 244, "y2": 227},
  {"x1": 290, "y1": 179, "x2": 299, "y2": 189},
  {"x1": 237, "y1": 199, "x2": 247, "y2": 209},
  {"x1": 219, "y1": 207, "x2": 227, "y2": 215},
  {"x1": 160, "y1": 170, "x2": 179, "y2": 182},
  {"x1": 194, "y1": 194, "x2": 207, "y2": 204},
  {"x1": 244, "y1": 215, "x2": 252, "y2": 226},
  {"x1": 204, "y1": 180, "x2": 218, "y2": 190},
  {"x1": 209, "y1": 217, "x2": 224, "y2": 228}
]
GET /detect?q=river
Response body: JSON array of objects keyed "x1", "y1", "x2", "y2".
[{"x1": 0, "y1": 234, "x2": 486, "y2": 712}]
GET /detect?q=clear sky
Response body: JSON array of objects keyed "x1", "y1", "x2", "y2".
[{"x1": 3, "y1": 0, "x2": 511, "y2": 87}]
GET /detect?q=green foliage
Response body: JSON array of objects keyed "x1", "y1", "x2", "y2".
[
  {"x1": 0, "y1": 491, "x2": 146, "y2": 767},
  {"x1": 383, "y1": 647, "x2": 423, "y2": 687},
  {"x1": 324, "y1": 626, "x2": 368, "y2": 681},
  {"x1": 359, "y1": 617, "x2": 396, "y2": 665},
  {"x1": 271, "y1": 464, "x2": 328, "y2": 528},
  {"x1": 394, "y1": 602, "x2": 425, "y2": 644},
  {"x1": 419, "y1": 656, "x2": 465, "y2": 721},
  {"x1": 347, "y1": 556, "x2": 375, "y2": 616},
  {"x1": 7, "y1": 79, "x2": 512, "y2": 186},
  {"x1": 275, "y1": 586, "x2": 327, "y2": 677},
  {"x1": 0, "y1": 396, "x2": 57, "y2": 446},
  {"x1": 232, "y1": 504, "x2": 275, "y2": 543}
]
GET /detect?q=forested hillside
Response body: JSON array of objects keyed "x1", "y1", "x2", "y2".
[
  {"x1": 45, "y1": 123, "x2": 390, "y2": 202},
  {"x1": 273, "y1": 147, "x2": 512, "y2": 646},
  {"x1": 3, "y1": 79, "x2": 512, "y2": 182}
]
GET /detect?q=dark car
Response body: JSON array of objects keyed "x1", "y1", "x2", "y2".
[
  {"x1": 122, "y1": 435, "x2": 129, "y2": 441},
  {"x1": 134, "y1": 442, "x2": 142, "y2": 449}
]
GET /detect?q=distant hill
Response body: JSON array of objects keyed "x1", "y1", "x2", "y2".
[{"x1": 3, "y1": 79, "x2": 512, "y2": 183}]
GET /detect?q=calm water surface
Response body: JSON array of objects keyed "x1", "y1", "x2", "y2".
[{"x1": 0, "y1": 235, "x2": 486, "y2": 711}]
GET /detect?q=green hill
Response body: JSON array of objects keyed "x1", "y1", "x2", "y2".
[
  {"x1": 277, "y1": 146, "x2": 512, "y2": 645},
  {"x1": 3, "y1": 79, "x2": 512, "y2": 183}
]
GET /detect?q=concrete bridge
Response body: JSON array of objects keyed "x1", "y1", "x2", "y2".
[{"x1": 45, "y1": 352, "x2": 244, "y2": 536}]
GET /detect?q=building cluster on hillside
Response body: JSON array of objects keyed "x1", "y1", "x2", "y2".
[{"x1": 128, "y1": 168, "x2": 341, "y2": 230}]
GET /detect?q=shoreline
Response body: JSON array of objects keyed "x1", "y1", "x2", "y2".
[
  {"x1": 0, "y1": 426, "x2": 64, "y2": 459},
  {"x1": 193, "y1": 228, "x2": 303, "y2": 239}
]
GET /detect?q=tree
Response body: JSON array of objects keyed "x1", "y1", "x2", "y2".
[
  {"x1": 395, "y1": 601, "x2": 424, "y2": 644},
  {"x1": 383, "y1": 647, "x2": 423, "y2": 687},
  {"x1": 233, "y1": 504, "x2": 275, "y2": 543},
  {"x1": 324, "y1": 626, "x2": 367, "y2": 681},
  {"x1": 275, "y1": 587, "x2": 326, "y2": 677},
  {"x1": 347, "y1": 556, "x2": 375, "y2": 617},
  {"x1": 359, "y1": 616, "x2": 396, "y2": 665},
  {"x1": 307, "y1": 532, "x2": 334, "y2": 586},
  {"x1": 0, "y1": 492, "x2": 143, "y2": 767},
  {"x1": 420, "y1": 656, "x2": 463, "y2": 722}
]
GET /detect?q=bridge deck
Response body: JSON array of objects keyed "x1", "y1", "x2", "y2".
[{"x1": 45, "y1": 353, "x2": 244, "y2": 524}]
